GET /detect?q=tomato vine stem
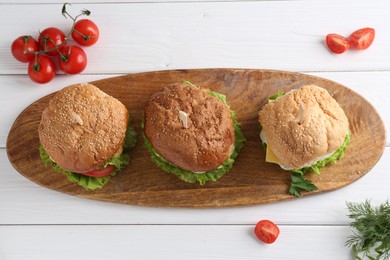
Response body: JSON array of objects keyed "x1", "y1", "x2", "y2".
[
  {"x1": 32, "y1": 54, "x2": 40, "y2": 72},
  {"x1": 62, "y1": 2, "x2": 91, "y2": 40},
  {"x1": 23, "y1": 3, "x2": 91, "y2": 59}
]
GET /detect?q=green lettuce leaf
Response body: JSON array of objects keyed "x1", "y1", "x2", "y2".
[
  {"x1": 268, "y1": 91, "x2": 285, "y2": 101},
  {"x1": 292, "y1": 130, "x2": 351, "y2": 175},
  {"x1": 123, "y1": 126, "x2": 137, "y2": 150},
  {"x1": 103, "y1": 152, "x2": 130, "y2": 170},
  {"x1": 39, "y1": 126, "x2": 137, "y2": 190},
  {"x1": 143, "y1": 87, "x2": 245, "y2": 185},
  {"x1": 64, "y1": 170, "x2": 112, "y2": 190}
]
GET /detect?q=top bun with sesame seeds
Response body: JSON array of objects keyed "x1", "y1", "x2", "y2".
[
  {"x1": 143, "y1": 82, "x2": 240, "y2": 178},
  {"x1": 258, "y1": 84, "x2": 349, "y2": 172},
  {"x1": 38, "y1": 83, "x2": 129, "y2": 174}
]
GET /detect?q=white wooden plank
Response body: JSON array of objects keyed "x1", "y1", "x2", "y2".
[
  {"x1": 1, "y1": 1, "x2": 390, "y2": 74},
  {"x1": 2, "y1": 70, "x2": 389, "y2": 148},
  {"x1": 0, "y1": 224, "x2": 354, "y2": 260},
  {"x1": 1, "y1": 147, "x2": 389, "y2": 225},
  {"x1": 0, "y1": 0, "x2": 295, "y2": 3},
  {"x1": 1, "y1": 1, "x2": 388, "y2": 259}
]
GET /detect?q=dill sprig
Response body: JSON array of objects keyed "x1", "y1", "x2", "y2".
[{"x1": 345, "y1": 200, "x2": 390, "y2": 260}]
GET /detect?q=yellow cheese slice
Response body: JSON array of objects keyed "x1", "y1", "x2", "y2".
[{"x1": 265, "y1": 144, "x2": 281, "y2": 164}]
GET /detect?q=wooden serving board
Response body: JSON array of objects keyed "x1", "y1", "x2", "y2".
[{"x1": 6, "y1": 69, "x2": 386, "y2": 207}]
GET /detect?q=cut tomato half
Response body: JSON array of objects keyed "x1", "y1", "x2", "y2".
[
  {"x1": 349, "y1": 27, "x2": 375, "y2": 50},
  {"x1": 254, "y1": 220, "x2": 280, "y2": 244},
  {"x1": 326, "y1": 33, "x2": 350, "y2": 54}
]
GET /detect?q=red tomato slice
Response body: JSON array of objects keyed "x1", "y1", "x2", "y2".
[
  {"x1": 79, "y1": 165, "x2": 116, "y2": 178},
  {"x1": 326, "y1": 33, "x2": 350, "y2": 54},
  {"x1": 254, "y1": 220, "x2": 280, "y2": 244},
  {"x1": 349, "y1": 27, "x2": 375, "y2": 50}
]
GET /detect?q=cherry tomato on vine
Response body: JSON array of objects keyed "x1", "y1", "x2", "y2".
[
  {"x1": 349, "y1": 27, "x2": 375, "y2": 50},
  {"x1": 11, "y1": 36, "x2": 39, "y2": 62},
  {"x1": 326, "y1": 33, "x2": 350, "y2": 54},
  {"x1": 28, "y1": 55, "x2": 56, "y2": 84},
  {"x1": 254, "y1": 220, "x2": 280, "y2": 244},
  {"x1": 38, "y1": 27, "x2": 66, "y2": 56},
  {"x1": 72, "y1": 19, "x2": 99, "y2": 46},
  {"x1": 58, "y1": 45, "x2": 87, "y2": 74}
]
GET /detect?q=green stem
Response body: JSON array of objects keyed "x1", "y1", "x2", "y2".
[
  {"x1": 60, "y1": 46, "x2": 71, "y2": 62},
  {"x1": 72, "y1": 28, "x2": 96, "y2": 41},
  {"x1": 33, "y1": 3, "x2": 92, "y2": 56},
  {"x1": 41, "y1": 36, "x2": 67, "y2": 56},
  {"x1": 61, "y1": 2, "x2": 91, "y2": 40},
  {"x1": 33, "y1": 54, "x2": 40, "y2": 71},
  {"x1": 23, "y1": 36, "x2": 39, "y2": 55},
  {"x1": 23, "y1": 36, "x2": 30, "y2": 54}
]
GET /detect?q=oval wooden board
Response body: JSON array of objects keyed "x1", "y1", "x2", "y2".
[{"x1": 6, "y1": 69, "x2": 386, "y2": 207}]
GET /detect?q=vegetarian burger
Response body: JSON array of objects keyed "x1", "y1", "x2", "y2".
[
  {"x1": 143, "y1": 82, "x2": 245, "y2": 185},
  {"x1": 38, "y1": 83, "x2": 136, "y2": 190},
  {"x1": 258, "y1": 84, "x2": 350, "y2": 174}
]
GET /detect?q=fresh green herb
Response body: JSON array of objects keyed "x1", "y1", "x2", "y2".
[
  {"x1": 288, "y1": 173, "x2": 318, "y2": 197},
  {"x1": 345, "y1": 200, "x2": 390, "y2": 260}
]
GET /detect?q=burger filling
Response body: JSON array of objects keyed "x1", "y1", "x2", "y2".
[{"x1": 39, "y1": 126, "x2": 137, "y2": 190}]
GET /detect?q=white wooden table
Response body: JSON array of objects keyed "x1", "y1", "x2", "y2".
[{"x1": 1, "y1": 1, "x2": 389, "y2": 259}]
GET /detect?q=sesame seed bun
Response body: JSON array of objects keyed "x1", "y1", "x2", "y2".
[
  {"x1": 144, "y1": 83, "x2": 235, "y2": 172},
  {"x1": 258, "y1": 84, "x2": 349, "y2": 169},
  {"x1": 38, "y1": 83, "x2": 128, "y2": 173}
]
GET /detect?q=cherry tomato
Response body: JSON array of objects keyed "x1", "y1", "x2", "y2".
[
  {"x1": 58, "y1": 45, "x2": 87, "y2": 74},
  {"x1": 79, "y1": 165, "x2": 116, "y2": 178},
  {"x1": 326, "y1": 33, "x2": 350, "y2": 54},
  {"x1": 349, "y1": 27, "x2": 375, "y2": 50},
  {"x1": 11, "y1": 36, "x2": 39, "y2": 62},
  {"x1": 38, "y1": 27, "x2": 66, "y2": 56},
  {"x1": 72, "y1": 19, "x2": 99, "y2": 46},
  {"x1": 28, "y1": 55, "x2": 56, "y2": 84},
  {"x1": 254, "y1": 220, "x2": 280, "y2": 244}
]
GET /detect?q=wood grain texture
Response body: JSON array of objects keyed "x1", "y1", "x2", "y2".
[{"x1": 6, "y1": 69, "x2": 386, "y2": 207}]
